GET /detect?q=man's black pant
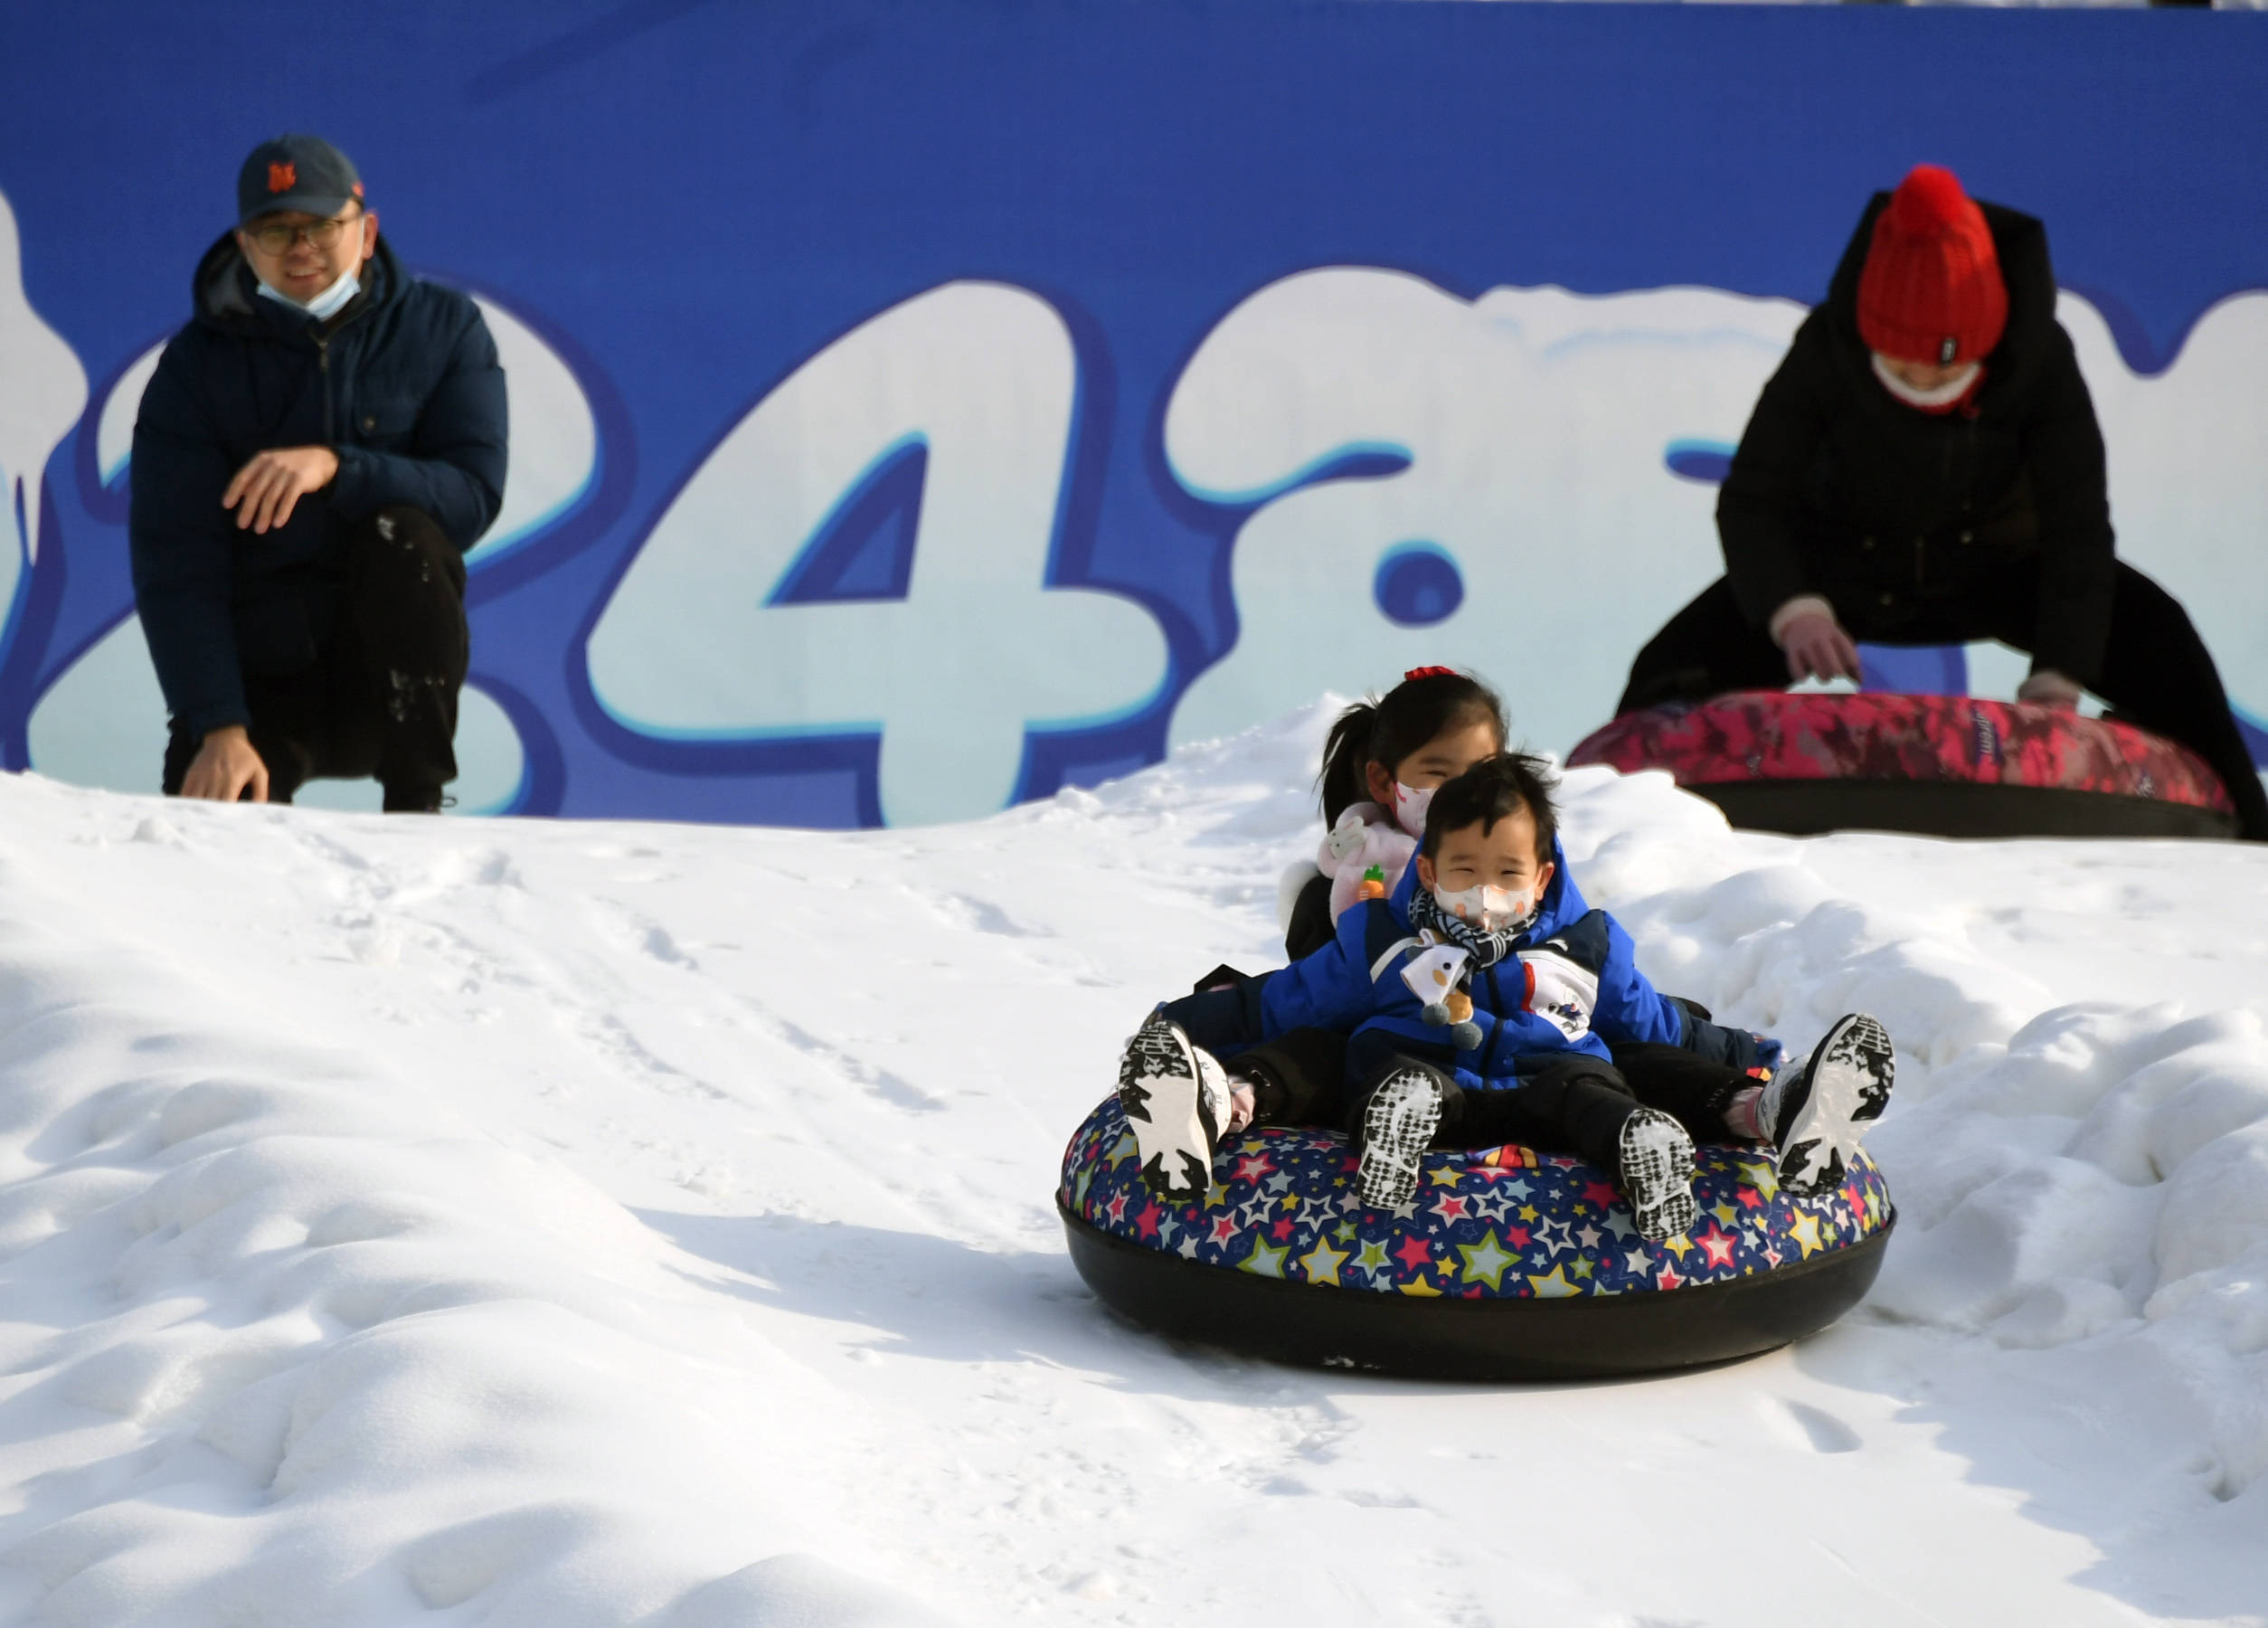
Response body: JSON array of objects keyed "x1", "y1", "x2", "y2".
[
  {"x1": 1616, "y1": 562, "x2": 2268, "y2": 840},
  {"x1": 163, "y1": 506, "x2": 468, "y2": 809}
]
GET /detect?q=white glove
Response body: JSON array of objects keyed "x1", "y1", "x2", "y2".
[{"x1": 1517, "y1": 947, "x2": 1599, "y2": 1042}]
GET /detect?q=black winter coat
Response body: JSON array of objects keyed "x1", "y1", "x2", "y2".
[
  {"x1": 129, "y1": 233, "x2": 507, "y2": 740},
  {"x1": 1715, "y1": 194, "x2": 2115, "y2": 687}
]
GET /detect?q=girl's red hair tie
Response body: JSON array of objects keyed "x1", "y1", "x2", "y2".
[{"x1": 1403, "y1": 666, "x2": 1457, "y2": 682}]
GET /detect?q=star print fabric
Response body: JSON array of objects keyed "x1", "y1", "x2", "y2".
[{"x1": 1060, "y1": 1098, "x2": 1892, "y2": 1298}]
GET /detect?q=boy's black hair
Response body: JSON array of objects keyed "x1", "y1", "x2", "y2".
[
  {"x1": 1317, "y1": 668, "x2": 1507, "y2": 825},
  {"x1": 1420, "y1": 751, "x2": 1560, "y2": 865}
]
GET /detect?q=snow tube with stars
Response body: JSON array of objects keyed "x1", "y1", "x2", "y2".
[
  {"x1": 1056, "y1": 1097, "x2": 1895, "y2": 1382},
  {"x1": 1567, "y1": 691, "x2": 2235, "y2": 839}
]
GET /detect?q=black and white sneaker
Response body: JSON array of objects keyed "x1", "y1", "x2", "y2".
[
  {"x1": 1356, "y1": 1068, "x2": 1443, "y2": 1209},
  {"x1": 1760, "y1": 1012, "x2": 1896, "y2": 1194},
  {"x1": 1619, "y1": 1108, "x2": 1698, "y2": 1242},
  {"x1": 1117, "y1": 1014, "x2": 1231, "y2": 1200}
]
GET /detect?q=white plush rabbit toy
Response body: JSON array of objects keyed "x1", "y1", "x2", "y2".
[{"x1": 1315, "y1": 802, "x2": 1418, "y2": 924}]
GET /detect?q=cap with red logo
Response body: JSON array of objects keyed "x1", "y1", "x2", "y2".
[
  {"x1": 1857, "y1": 165, "x2": 2008, "y2": 367},
  {"x1": 237, "y1": 134, "x2": 364, "y2": 226}
]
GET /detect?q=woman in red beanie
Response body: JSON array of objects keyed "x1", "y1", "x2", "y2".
[{"x1": 1616, "y1": 165, "x2": 2268, "y2": 840}]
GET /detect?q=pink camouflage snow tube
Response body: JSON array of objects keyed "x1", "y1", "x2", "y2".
[{"x1": 1567, "y1": 691, "x2": 2237, "y2": 839}]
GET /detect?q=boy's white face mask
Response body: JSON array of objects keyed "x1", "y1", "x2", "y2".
[
  {"x1": 1391, "y1": 781, "x2": 1434, "y2": 839},
  {"x1": 1430, "y1": 882, "x2": 1536, "y2": 933}
]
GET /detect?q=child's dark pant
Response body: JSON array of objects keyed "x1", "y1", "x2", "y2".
[
  {"x1": 162, "y1": 506, "x2": 468, "y2": 809},
  {"x1": 1366, "y1": 1040, "x2": 1754, "y2": 1171},
  {"x1": 1159, "y1": 980, "x2": 1755, "y2": 1166},
  {"x1": 1339, "y1": 1031, "x2": 1653, "y2": 1172}
]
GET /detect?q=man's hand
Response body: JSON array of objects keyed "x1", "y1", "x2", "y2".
[
  {"x1": 222, "y1": 445, "x2": 340, "y2": 534},
  {"x1": 180, "y1": 725, "x2": 269, "y2": 803},
  {"x1": 1780, "y1": 609, "x2": 1862, "y2": 685}
]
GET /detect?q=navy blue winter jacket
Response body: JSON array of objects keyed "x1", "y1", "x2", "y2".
[
  {"x1": 129, "y1": 232, "x2": 507, "y2": 740},
  {"x1": 1258, "y1": 842, "x2": 1688, "y2": 1093}
]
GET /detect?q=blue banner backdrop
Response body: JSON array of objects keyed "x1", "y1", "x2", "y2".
[{"x1": 1, "y1": 1, "x2": 2263, "y2": 824}]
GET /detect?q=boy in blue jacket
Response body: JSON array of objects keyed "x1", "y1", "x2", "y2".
[{"x1": 1116, "y1": 752, "x2": 1895, "y2": 1238}]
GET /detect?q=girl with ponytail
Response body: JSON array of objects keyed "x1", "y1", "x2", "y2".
[{"x1": 1289, "y1": 667, "x2": 1507, "y2": 960}]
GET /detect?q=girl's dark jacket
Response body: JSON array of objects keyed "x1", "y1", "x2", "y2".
[
  {"x1": 129, "y1": 233, "x2": 507, "y2": 741},
  {"x1": 1715, "y1": 194, "x2": 2114, "y2": 688}
]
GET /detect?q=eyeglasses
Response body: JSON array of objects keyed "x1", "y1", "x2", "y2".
[{"x1": 244, "y1": 210, "x2": 364, "y2": 255}]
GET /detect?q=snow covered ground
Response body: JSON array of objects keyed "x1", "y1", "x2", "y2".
[{"x1": 0, "y1": 701, "x2": 2263, "y2": 1626}]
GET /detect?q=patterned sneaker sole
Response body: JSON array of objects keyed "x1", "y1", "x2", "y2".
[
  {"x1": 1116, "y1": 1018, "x2": 1218, "y2": 1200},
  {"x1": 1619, "y1": 1108, "x2": 1698, "y2": 1242},
  {"x1": 1356, "y1": 1071, "x2": 1442, "y2": 1209},
  {"x1": 1777, "y1": 1012, "x2": 1895, "y2": 1195},
  {"x1": 1835, "y1": 1012, "x2": 1898, "y2": 1123}
]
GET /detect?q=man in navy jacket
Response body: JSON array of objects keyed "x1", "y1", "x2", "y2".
[{"x1": 131, "y1": 135, "x2": 506, "y2": 810}]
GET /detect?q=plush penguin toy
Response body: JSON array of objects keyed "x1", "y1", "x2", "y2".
[{"x1": 1401, "y1": 943, "x2": 1483, "y2": 1051}]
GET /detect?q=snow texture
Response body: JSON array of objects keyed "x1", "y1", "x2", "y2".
[{"x1": 0, "y1": 702, "x2": 2263, "y2": 1623}]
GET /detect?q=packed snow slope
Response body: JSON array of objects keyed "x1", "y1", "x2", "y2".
[{"x1": 0, "y1": 701, "x2": 2263, "y2": 1627}]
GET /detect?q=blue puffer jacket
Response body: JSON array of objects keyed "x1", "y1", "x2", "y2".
[
  {"x1": 129, "y1": 232, "x2": 507, "y2": 740},
  {"x1": 1258, "y1": 840, "x2": 1688, "y2": 1093}
]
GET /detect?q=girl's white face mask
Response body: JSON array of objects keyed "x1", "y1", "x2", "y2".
[
  {"x1": 1431, "y1": 882, "x2": 1536, "y2": 933},
  {"x1": 1391, "y1": 781, "x2": 1434, "y2": 839}
]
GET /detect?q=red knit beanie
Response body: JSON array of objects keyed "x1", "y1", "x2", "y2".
[{"x1": 1857, "y1": 165, "x2": 2008, "y2": 365}]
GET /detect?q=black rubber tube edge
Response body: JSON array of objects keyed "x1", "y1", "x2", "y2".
[
  {"x1": 1061, "y1": 1199, "x2": 1896, "y2": 1382},
  {"x1": 1688, "y1": 779, "x2": 2235, "y2": 840}
]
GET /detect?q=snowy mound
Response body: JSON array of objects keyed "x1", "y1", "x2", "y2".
[{"x1": 0, "y1": 706, "x2": 2261, "y2": 1623}]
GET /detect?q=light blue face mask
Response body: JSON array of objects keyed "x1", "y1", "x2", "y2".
[{"x1": 256, "y1": 267, "x2": 361, "y2": 322}]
